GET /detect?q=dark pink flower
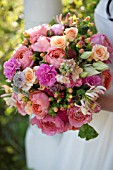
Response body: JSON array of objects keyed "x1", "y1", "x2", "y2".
[
  {"x1": 13, "y1": 46, "x2": 34, "y2": 69},
  {"x1": 83, "y1": 75, "x2": 101, "y2": 87},
  {"x1": 31, "y1": 115, "x2": 65, "y2": 136},
  {"x1": 36, "y1": 64, "x2": 57, "y2": 87},
  {"x1": 4, "y1": 57, "x2": 21, "y2": 80},
  {"x1": 67, "y1": 106, "x2": 92, "y2": 128}
]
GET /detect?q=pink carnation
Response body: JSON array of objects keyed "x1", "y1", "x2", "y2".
[
  {"x1": 45, "y1": 47, "x2": 65, "y2": 68},
  {"x1": 83, "y1": 75, "x2": 101, "y2": 87},
  {"x1": 36, "y1": 64, "x2": 57, "y2": 87},
  {"x1": 13, "y1": 46, "x2": 34, "y2": 69},
  {"x1": 25, "y1": 24, "x2": 48, "y2": 44},
  {"x1": 4, "y1": 57, "x2": 21, "y2": 80},
  {"x1": 31, "y1": 115, "x2": 65, "y2": 136},
  {"x1": 67, "y1": 106, "x2": 92, "y2": 128},
  {"x1": 31, "y1": 36, "x2": 51, "y2": 52},
  {"x1": 29, "y1": 91, "x2": 50, "y2": 119},
  {"x1": 51, "y1": 24, "x2": 64, "y2": 35},
  {"x1": 91, "y1": 33, "x2": 113, "y2": 59}
]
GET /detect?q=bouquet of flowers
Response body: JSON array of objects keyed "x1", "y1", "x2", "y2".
[{"x1": 2, "y1": 14, "x2": 112, "y2": 140}]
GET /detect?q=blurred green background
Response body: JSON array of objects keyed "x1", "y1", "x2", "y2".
[{"x1": 0, "y1": 0, "x2": 99, "y2": 169}]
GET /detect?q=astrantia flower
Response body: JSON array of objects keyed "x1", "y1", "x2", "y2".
[
  {"x1": 4, "y1": 57, "x2": 21, "y2": 80},
  {"x1": 36, "y1": 64, "x2": 57, "y2": 87},
  {"x1": 83, "y1": 75, "x2": 101, "y2": 87},
  {"x1": 13, "y1": 72, "x2": 25, "y2": 88}
]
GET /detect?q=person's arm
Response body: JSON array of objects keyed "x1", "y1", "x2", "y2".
[{"x1": 98, "y1": 86, "x2": 113, "y2": 112}]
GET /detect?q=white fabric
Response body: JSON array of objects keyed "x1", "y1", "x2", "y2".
[{"x1": 24, "y1": 0, "x2": 113, "y2": 170}]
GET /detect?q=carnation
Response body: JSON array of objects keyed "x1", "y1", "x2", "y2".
[
  {"x1": 36, "y1": 64, "x2": 57, "y2": 87},
  {"x1": 83, "y1": 75, "x2": 101, "y2": 87},
  {"x1": 4, "y1": 57, "x2": 21, "y2": 80}
]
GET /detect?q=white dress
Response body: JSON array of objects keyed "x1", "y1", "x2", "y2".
[{"x1": 24, "y1": 0, "x2": 113, "y2": 170}]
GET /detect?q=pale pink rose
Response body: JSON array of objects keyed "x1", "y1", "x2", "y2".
[
  {"x1": 91, "y1": 44, "x2": 109, "y2": 61},
  {"x1": 65, "y1": 27, "x2": 78, "y2": 41},
  {"x1": 91, "y1": 33, "x2": 113, "y2": 58},
  {"x1": 29, "y1": 91, "x2": 50, "y2": 119},
  {"x1": 12, "y1": 93, "x2": 27, "y2": 116},
  {"x1": 25, "y1": 24, "x2": 48, "y2": 44},
  {"x1": 51, "y1": 36, "x2": 67, "y2": 49},
  {"x1": 51, "y1": 24, "x2": 64, "y2": 35},
  {"x1": 66, "y1": 78, "x2": 82, "y2": 88},
  {"x1": 13, "y1": 45, "x2": 34, "y2": 69},
  {"x1": 31, "y1": 115, "x2": 65, "y2": 136},
  {"x1": 31, "y1": 36, "x2": 51, "y2": 52},
  {"x1": 44, "y1": 47, "x2": 65, "y2": 68},
  {"x1": 68, "y1": 106, "x2": 92, "y2": 128}
]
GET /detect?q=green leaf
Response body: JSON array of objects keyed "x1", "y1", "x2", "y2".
[
  {"x1": 77, "y1": 89, "x2": 85, "y2": 96},
  {"x1": 78, "y1": 124, "x2": 99, "y2": 140},
  {"x1": 80, "y1": 51, "x2": 92, "y2": 59},
  {"x1": 93, "y1": 61, "x2": 108, "y2": 71},
  {"x1": 84, "y1": 66, "x2": 100, "y2": 76}
]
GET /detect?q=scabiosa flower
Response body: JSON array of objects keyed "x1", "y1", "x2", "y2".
[
  {"x1": 13, "y1": 72, "x2": 25, "y2": 88},
  {"x1": 83, "y1": 75, "x2": 101, "y2": 87},
  {"x1": 36, "y1": 64, "x2": 57, "y2": 87},
  {"x1": 4, "y1": 57, "x2": 21, "y2": 80}
]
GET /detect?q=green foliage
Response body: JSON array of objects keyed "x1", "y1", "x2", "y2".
[
  {"x1": 78, "y1": 124, "x2": 99, "y2": 140},
  {"x1": 0, "y1": 0, "x2": 99, "y2": 169}
]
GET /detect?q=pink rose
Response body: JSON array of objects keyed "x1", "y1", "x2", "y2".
[
  {"x1": 91, "y1": 33, "x2": 113, "y2": 58},
  {"x1": 31, "y1": 36, "x2": 51, "y2": 52},
  {"x1": 51, "y1": 24, "x2": 64, "y2": 35},
  {"x1": 31, "y1": 115, "x2": 65, "y2": 136},
  {"x1": 12, "y1": 93, "x2": 27, "y2": 116},
  {"x1": 45, "y1": 47, "x2": 65, "y2": 68},
  {"x1": 67, "y1": 106, "x2": 92, "y2": 128},
  {"x1": 25, "y1": 24, "x2": 48, "y2": 44},
  {"x1": 13, "y1": 46, "x2": 34, "y2": 69},
  {"x1": 29, "y1": 91, "x2": 50, "y2": 119}
]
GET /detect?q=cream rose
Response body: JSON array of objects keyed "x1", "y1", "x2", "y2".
[
  {"x1": 50, "y1": 36, "x2": 67, "y2": 49},
  {"x1": 91, "y1": 44, "x2": 109, "y2": 61},
  {"x1": 65, "y1": 27, "x2": 78, "y2": 41},
  {"x1": 22, "y1": 67, "x2": 36, "y2": 91}
]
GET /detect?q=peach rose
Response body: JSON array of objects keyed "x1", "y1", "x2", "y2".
[
  {"x1": 29, "y1": 91, "x2": 50, "y2": 119},
  {"x1": 65, "y1": 27, "x2": 78, "y2": 41},
  {"x1": 91, "y1": 44, "x2": 109, "y2": 61},
  {"x1": 50, "y1": 36, "x2": 67, "y2": 49},
  {"x1": 25, "y1": 101, "x2": 33, "y2": 115},
  {"x1": 22, "y1": 67, "x2": 36, "y2": 91}
]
